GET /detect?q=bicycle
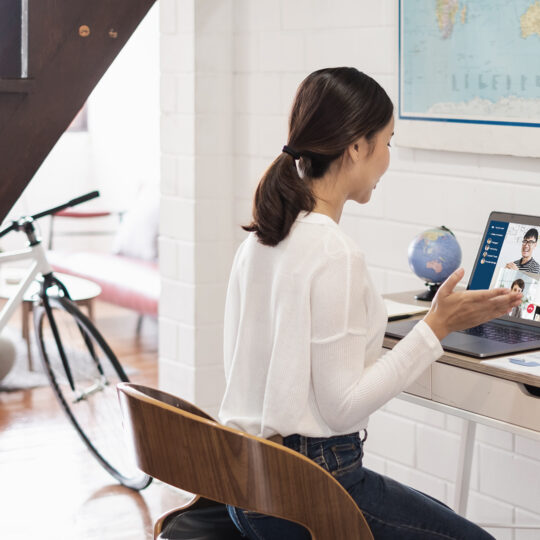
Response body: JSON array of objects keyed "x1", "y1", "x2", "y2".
[{"x1": 0, "y1": 191, "x2": 152, "y2": 490}]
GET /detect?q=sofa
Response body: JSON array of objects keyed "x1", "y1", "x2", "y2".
[
  {"x1": 47, "y1": 186, "x2": 159, "y2": 320},
  {"x1": 47, "y1": 250, "x2": 159, "y2": 317}
]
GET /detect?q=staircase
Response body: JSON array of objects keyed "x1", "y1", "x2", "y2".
[{"x1": 0, "y1": 0, "x2": 156, "y2": 222}]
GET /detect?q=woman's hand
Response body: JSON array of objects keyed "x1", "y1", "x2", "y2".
[{"x1": 423, "y1": 268, "x2": 523, "y2": 341}]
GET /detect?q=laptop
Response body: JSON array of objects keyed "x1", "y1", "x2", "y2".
[{"x1": 386, "y1": 211, "x2": 540, "y2": 358}]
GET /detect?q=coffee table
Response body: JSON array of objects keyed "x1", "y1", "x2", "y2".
[{"x1": 0, "y1": 269, "x2": 102, "y2": 370}]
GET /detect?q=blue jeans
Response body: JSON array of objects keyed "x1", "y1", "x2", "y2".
[{"x1": 227, "y1": 432, "x2": 494, "y2": 540}]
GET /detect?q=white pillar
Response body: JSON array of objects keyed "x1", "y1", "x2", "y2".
[{"x1": 159, "y1": 0, "x2": 234, "y2": 417}]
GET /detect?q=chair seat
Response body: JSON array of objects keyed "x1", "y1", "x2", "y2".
[{"x1": 159, "y1": 505, "x2": 243, "y2": 540}]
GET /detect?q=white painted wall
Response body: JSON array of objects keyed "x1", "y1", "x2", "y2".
[{"x1": 159, "y1": 1, "x2": 540, "y2": 534}]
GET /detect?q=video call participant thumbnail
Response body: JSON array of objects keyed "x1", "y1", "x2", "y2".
[{"x1": 505, "y1": 228, "x2": 540, "y2": 274}]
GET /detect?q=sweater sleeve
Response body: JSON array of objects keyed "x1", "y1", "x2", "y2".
[{"x1": 310, "y1": 249, "x2": 443, "y2": 433}]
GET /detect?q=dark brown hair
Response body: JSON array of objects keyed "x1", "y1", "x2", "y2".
[
  {"x1": 511, "y1": 278, "x2": 525, "y2": 291},
  {"x1": 243, "y1": 67, "x2": 394, "y2": 246},
  {"x1": 524, "y1": 228, "x2": 538, "y2": 242}
]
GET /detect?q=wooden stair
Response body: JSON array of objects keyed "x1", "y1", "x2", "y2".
[
  {"x1": 0, "y1": 79, "x2": 35, "y2": 94},
  {"x1": 0, "y1": 0, "x2": 157, "y2": 222}
]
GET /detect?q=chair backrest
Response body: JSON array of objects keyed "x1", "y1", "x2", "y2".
[{"x1": 118, "y1": 383, "x2": 373, "y2": 540}]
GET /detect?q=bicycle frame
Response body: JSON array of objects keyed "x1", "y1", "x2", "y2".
[
  {"x1": 0, "y1": 192, "x2": 100, "y2": 333},
  {"x1": 0, "y1": 237, "x2": 99, "y2": 392},
  {"x1": 0, "y1": 241, "x2": 52, "y2": 333}
]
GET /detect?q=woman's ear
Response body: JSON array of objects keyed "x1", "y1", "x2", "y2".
[{"x1": 347, "y1": 137, "x2": 369, "y2": 162}]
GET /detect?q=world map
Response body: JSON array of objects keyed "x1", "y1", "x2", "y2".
[{"x1": 400, "y1": 0, "x2": 540, "y2": 126}]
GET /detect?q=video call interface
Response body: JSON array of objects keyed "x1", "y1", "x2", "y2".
[{"x1": 469, "y1": 220, "x2": 540, "y2": 323}]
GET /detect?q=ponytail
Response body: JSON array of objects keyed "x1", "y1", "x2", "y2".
[
  {"x1": 243, "y1": 153, "x2": 315, "y2": 246},
  {"x1": 244, "y1": 67, "x2": 394, "y2": 247}
]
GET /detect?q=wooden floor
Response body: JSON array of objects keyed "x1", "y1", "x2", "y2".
[{"x1": 0, "y1": 302, "x2": 192, "y2": 540}]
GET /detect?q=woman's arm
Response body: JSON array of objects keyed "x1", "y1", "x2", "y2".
[
  {"x1": 311, "y1": 321, "x2": 441, "y2": 432},
  {"x1": 310, "y1": 255, "x2": 521, "y2": 433},
  {"x1": 309, "y1": 247, "x2": 442, "y2": 432}
]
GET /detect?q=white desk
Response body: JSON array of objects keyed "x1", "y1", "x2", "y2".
[{"x1": 384, "y1": 291, "x2": 540, "y2": 518}]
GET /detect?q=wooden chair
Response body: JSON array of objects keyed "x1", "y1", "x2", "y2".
[{"x1": 117, "y1": 383, "x2": 374, "y2": 540}]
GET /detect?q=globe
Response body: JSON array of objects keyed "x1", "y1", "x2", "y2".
[{"x1": 408, "y1": 226, "x2": 462, "y2": 301}]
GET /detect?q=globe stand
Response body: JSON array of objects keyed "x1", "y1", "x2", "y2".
[{"x1": 415, "y1": 283, "x2": 440, "y2": 302}]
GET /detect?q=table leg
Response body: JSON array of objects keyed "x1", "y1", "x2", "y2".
[
  {"x1": 21, "y1": 301, "x2": 33, "y2": 371},
  {"x1": 87, "y1": 298, "x2": 94, "y2": 323},
  {"x1": 77, "y1": 299, "x2": 94, "y2": 322},
  {"x1": 454, "y1": 419, "x2": 476, "y2": 516}
]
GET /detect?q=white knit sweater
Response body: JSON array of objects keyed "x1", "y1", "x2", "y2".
[{"x1": 219, "y1": 212, "x2": 443, "y2": 438}]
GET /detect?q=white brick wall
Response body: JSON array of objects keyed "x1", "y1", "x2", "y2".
[
  {"x1": 159, "y1": 0, "x2": 234, "y2": 406},
  {"x1": 159, "y1": 0, "x2": 540, "y2": 531}
]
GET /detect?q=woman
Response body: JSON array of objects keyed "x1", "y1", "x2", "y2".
[
  {"x1": 509, "y1": 278, "x2": 525, "y2": 317},
  {"x1": 219, "y1": 67, "x2": 521, "y2": 539}
]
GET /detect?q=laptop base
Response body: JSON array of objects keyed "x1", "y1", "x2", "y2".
[{"x1": 385, "y1": 319, "x2": 540, "y2": 359}]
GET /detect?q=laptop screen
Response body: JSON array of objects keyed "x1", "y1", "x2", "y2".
[{"x1": 468, "y1": 211, "x2": 540, "y2": 327}]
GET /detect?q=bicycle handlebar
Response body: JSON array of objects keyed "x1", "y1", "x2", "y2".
[
  {"x1": 0, "y1": 222, "x2": 16, "y2": 239},
  {"x1": 0, "y1": 190, "x2": 100, "y2": 238},
  {"x1": 31, "y1": 191, "x2": 100, "y2": 221}
]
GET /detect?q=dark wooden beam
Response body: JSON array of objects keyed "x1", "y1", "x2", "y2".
[{"x1": 0, "y1": 0, "x2": 157, "y2": 222}]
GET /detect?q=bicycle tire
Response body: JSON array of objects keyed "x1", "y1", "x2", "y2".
[{"x1": 33, "y1": 294, "x2": 152, "y2": 490}]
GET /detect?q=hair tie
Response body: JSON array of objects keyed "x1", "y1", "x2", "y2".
[{"x1": 282, "y1": 145, "x2": 301, "y2": 160}]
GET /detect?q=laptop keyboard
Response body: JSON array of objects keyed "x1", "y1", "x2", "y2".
[{"x1": 459, "y1": 323, "x2": 540, "y2": 344}]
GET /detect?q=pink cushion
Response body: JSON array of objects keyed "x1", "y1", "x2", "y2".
[
  {"x1": 54, "y1": 210, "x2": 111, "y2": 218},
  {"x1": 47, "y1": 251, "x2": 159, "y2": 316}
]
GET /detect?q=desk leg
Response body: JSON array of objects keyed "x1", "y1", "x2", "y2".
[{"x1": 454, "y1": 419, "x2": 476, "y2": 516}]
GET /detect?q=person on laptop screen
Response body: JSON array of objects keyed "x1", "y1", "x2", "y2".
[
  {"x1": 220, "y1": 67, "x2": 521, "y2": 540},
  {"x1": 509, "y1": 279, "x2": 525, "y2": 317},
  {"x1": 505, "y1": 228, "x2": 540, "y2": 274}
]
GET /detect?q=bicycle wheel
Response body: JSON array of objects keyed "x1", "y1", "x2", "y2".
[{"x1": 33, "y1": 294, "x2": 152, "y2": 490}]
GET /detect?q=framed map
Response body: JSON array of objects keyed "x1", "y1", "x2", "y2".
[{"x1": 396, "y1": 0, "x2": 540, "y2": 157}]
